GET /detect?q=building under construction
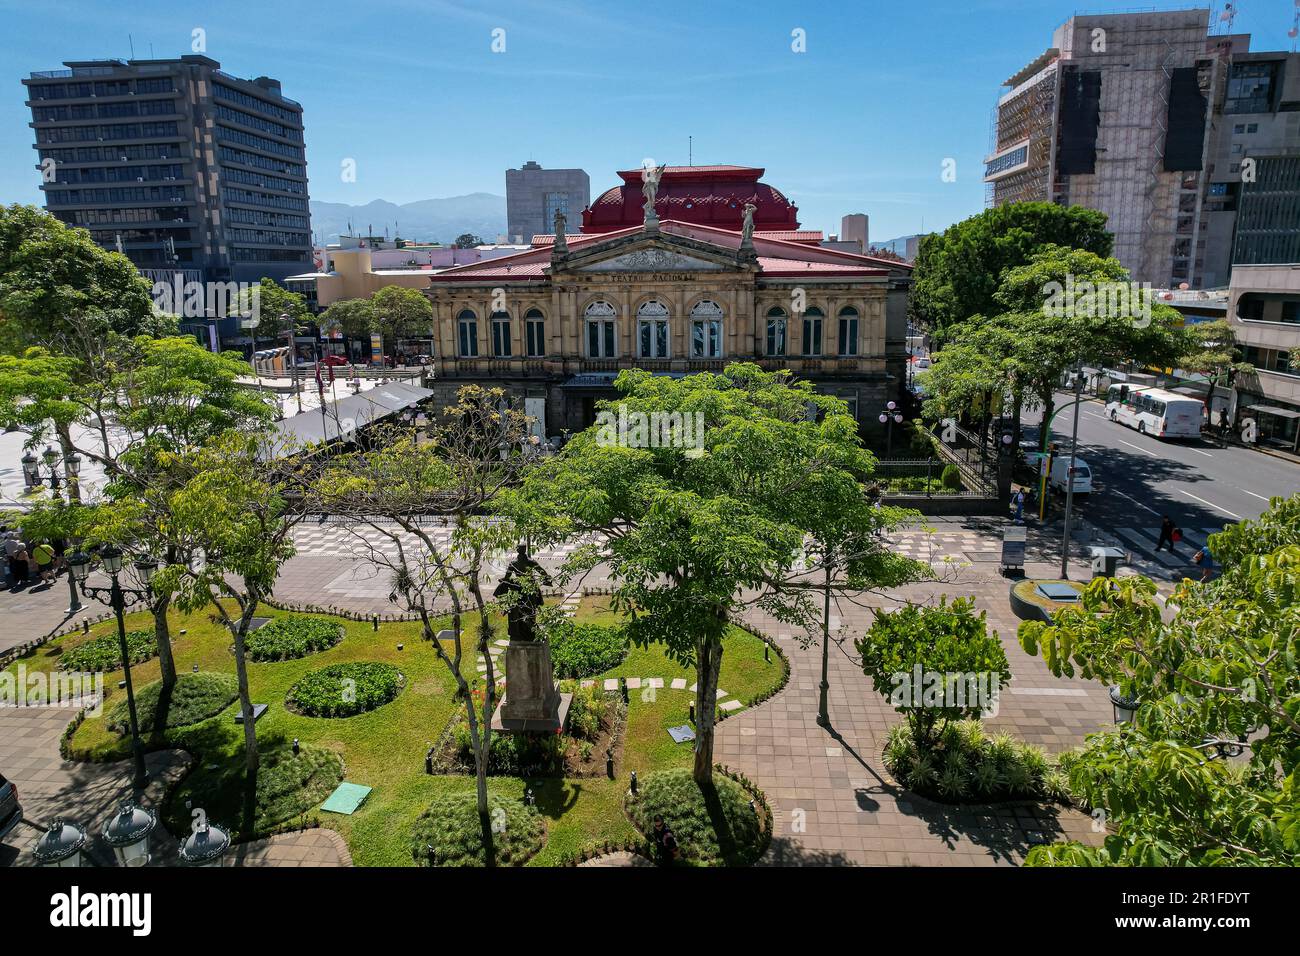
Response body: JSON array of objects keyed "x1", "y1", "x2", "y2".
[{"x1": 985, "y1": 8, "x2": 1300, "y2": 289}]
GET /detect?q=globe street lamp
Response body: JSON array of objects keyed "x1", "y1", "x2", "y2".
[
  {"x1": 878, "y1": 401, "x2": 904, "y2": 456},
  {"x1": 20, "y1": 445, "x2": 81, "y2": 493},
  {"x1": 102, "y1": 800, "x2": 157, "y2": 867},
  {"x1": 179, "y1": 820, "x2": 232, "y2": 867},
  {"x1": 33, "y1": 819, "x2": 88, "y2": 867},
  {"x1": 67, "y1": 547, "x2": 159, "y2": 794}
]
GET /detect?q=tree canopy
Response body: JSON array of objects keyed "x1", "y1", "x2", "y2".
[{"x1": 910, "y1": 202, "x2": 1113, "y2": 345}]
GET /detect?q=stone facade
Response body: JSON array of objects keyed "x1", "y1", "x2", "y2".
[{"x1": 423, "y1": 219, "x2": 910, "y2": 437}]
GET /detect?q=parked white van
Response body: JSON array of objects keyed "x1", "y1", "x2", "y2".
[{"x1": 1026, "y1": 452, "x2": 1094, "y2": 494}]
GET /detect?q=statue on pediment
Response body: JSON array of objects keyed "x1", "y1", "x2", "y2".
[{"x1": 641, "y1": 164, "x2": 666, "y2": 221}]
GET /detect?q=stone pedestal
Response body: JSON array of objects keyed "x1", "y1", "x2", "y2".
[{"x1": 491, "y1": 641, "x2": 571, "y2": 733}]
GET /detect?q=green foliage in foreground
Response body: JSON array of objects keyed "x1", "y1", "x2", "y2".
[
  {"x1": 60, "y1": 628, "x2": 156, "y2": 672},
  {"x1": 287, "y1": 661, "x2": 403, "y2": 718},
  {"x1": 107, "y1": 671, "x2": 237, "y2": 735},
  {"x1": 1020, "y1": 494, "x2": 1300, "y2": 866},
  {"x1": 410, "y1": 792, "x2": 545, "y2": 866},
  {"x1": 626, "y1": 768, "x2": 766, "y2": 866},
  {"x1": 883, "y1": 720, "x2": 1066, "y2": 803},
  {"x1": 245, "y1": 616, "x2": 343, "y2": 662}
]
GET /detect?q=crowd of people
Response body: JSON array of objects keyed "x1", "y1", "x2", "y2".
[{"x1": 1, "y1": 525, "x2": 65, "y2": 589}]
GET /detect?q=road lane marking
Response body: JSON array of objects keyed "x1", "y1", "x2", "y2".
[
  {"x1": 1176, "y1": 488, "x2": 1241, "y2": 520},
  {"x1": 1117, "y1": 439, "x2": 1158, "y2": 457},
  {"x1": 1241, "y1": 489, "x2": 1271, "y2": 502},
  {"x1": 1187, "y1": 447, "x2": 1214, "y2": 458},
  {"x1": 1111, "y1": 488, "x2": 1161, "y2": 516},
  {"x1": 1084, "y1": 411, "x2": 1106, "y2": 419}
]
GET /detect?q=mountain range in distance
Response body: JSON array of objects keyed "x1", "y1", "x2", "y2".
[{"x1": 309, "y1": 193, "x2": 506, "y2": 245}]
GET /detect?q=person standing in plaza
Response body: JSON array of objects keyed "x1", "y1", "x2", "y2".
[
  {"x1": 32, "y1": 540, "x2": 56, "y2": 584},
  {"x1": 4, "y1": 529, "x2": 27, "y2": 587}
]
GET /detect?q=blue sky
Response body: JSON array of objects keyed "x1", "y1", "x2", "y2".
[{"x1": 0, "y1": 0, "x2": 1293, "y2": 242}]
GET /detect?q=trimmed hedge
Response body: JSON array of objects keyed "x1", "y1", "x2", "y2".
[
  {"x1": 410, "y1": 792, "x2": 545, "y2": 867},
  {"x1": 287, "y1": 661, "x2": 403, "y2": 717},
  {"x1": 108, "y1": 671, "x2": 238, "y2": 735},
  {"x1": 245, "y1": 616, "x2": 344, "y2": 662},
  {"x1": 253, "y1": 746, "x2": 345, "y2": 829},
  {"x1": 626, "y1": 768, "x2": 766, "y2": 866},
  {"x1": 59, "y1": 629, "x2": 156, "y2": 672},
  {"x1": 545, "y1": 619, "x2": 628, "y2": 678}
]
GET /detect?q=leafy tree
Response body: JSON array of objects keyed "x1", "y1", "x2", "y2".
[
  {"x1": 159, "y1": 433, "x2": 304, "y2": 809},
  {"x1": 454, "y1": 233, "x2": 484, "y2": 249},
  {"x1": 238, "y1": 278, "x2": 312, "y2": 342},
  {"x1": 314, "y1": 385, "x2": 535, "y2": 862},
  {"x1": 910, "y1": 202, "x2": 1113, "y2": 345},
  {"x1": 856, "y1": 598, "x2": 1010, "y2": 753},
  {"x1": 509, "y1": 364, "x2": 897, "y2": 784},
  {"x1": 370, "y1": 286, "x2": 432, "y2": 355},
  {"x1": 317, "y1": 297, "x2": 374, "y2": 343},
  {"x1": 1176, "y1": 318, "x2": 1252, "y2": 431},
  {"x1": 0, "y1": 204, "x2": 168, "y2": 355},
  {"x1": 1019, "y1": 494, "x2": 1300, "y2": 866},
  {"x1": 921, "y1": 247, "x2": 1189, "y2": 447}
]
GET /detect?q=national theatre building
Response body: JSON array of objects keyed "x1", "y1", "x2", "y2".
[{"x1": 423, "y1": 164, "x2": 910, "y2": 438}]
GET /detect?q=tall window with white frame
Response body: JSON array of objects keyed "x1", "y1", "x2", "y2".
[
  {"x1": 491, "y1": 311, "x2": 512, "y2": 357},
  {"x1": 802, "y1": 307, "x2": 824, "y2": 356},
  {"x1": 837, "y1": 306, "x2": 859, "y2": 356},
  {"x1": 584, "y1": 300, "x2": 617, "y2": 358},
  {"x1": 690, "y1": 300, "x2": 723, "y2": 358},
  {"x1": 457, "y1": 308, "x2": 478, "y2": 358},
  {"x1": 637, "y1": 299, "x2": 670, "y2": 359},
  {"x1": 765, "y1": 306, "x2": 787, "y2": 356},
  {"x1": 525, "y1": 308, "x2": 545, "y2": 357}
]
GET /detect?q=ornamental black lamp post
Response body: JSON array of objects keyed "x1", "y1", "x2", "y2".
[
  {"x1": 877, "y1": 401, "x2": 903, "y2": 457},
  {"x1": 67, "y1": 546, "x2": 158, "y2": 794},
  {"x1": 20, "y1": 447, "x2": 84, "y2": 613}
]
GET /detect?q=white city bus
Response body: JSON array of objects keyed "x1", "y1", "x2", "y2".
[{"x1": 1105, "y1": 384, "x2": 1205, "y2": 439}]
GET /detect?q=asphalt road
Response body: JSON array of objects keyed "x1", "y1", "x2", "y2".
[{"x1": 1021, "y1": 391, "x2": 1299, "y2": 550}]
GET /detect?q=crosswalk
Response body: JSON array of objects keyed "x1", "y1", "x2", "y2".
[{"x1": 1110, "y1": 524, "x2": 1224, "y2": 575}]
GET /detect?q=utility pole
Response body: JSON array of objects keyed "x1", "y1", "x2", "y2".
[{"x1": 1059, "y1": 361, "x2": 1085, "y2": 579}]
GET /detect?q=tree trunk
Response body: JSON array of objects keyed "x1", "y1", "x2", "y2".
[
  {"x1": 231, "y1": 606, "x2": 260, "y2": 776},
  {"x1": 55, "y1": 421, "x2": 81, "y2": 504},
  {"x1": 816, "y1": 565, "x2": 832, "y2": 727},
  {"x1": 150, "y1": 592, "x2": 176, "y2": 740},
  {"x1": 692, "y1": 634, "x2": 723, "y2": 785},
  {"x1": 1040, "y1": 386, "x2": 1055, "y2": 450}
]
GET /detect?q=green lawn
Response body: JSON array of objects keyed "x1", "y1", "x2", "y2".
[{"x1": 10, "y1": 594, "x2": 786, "y2": 866}]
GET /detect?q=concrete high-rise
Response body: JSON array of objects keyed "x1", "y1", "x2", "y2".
[
  {"x1": 984, "y1": 9, "x2": 1299, "y2": 289},
  {"x1": 22, "y1": 55, "x2": 312, "y2": 287},
  {"x1": 840, "y1": 213, "x2": 868, "y2": 252},
  {"x1": 505, "y1": 161, "x2": 589, "y2": 245}
]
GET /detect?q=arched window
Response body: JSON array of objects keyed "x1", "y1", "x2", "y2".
[
  {"x1": 524, "y1": 308, "x2": 545, "y2": 357},
  {"x1": 690, "y1": 300, "x2": 723, "y2": 358},
  {"x1": 802, "y1": 307, "x2": 824, "y2": 356},
  {"x1": 837, "y1": 306, "x2": 859, "y2": 356},
  {"x1": 491, "y1": 310, "x2": 511, "y2": 357},
  {"x1": 584, "y1": 300, "x2": 616, "y2": 358},
  {"x1": 637, "y1": 299, "x2": 670, "y2": 359},
  {"x1": 457, "y1": 308, "x2": 478, "y2": 357},
  {"x1": 765, "y1": 306, "x2": 787, "y2": 356}
]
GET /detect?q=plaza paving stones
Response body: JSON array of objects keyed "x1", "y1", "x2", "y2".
[{"x1": 0, "y1": 705, "x2": 349, "y2": 868}]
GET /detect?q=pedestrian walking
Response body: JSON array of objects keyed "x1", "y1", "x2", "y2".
[
  {"x1": 1155, "y1": 516, "x2": 1180, "y2": 553},
  {"x1": 4, "y1": 530, "x2": 27, "y2": 587},
  {"x1": 1192, "y1": 545, "x2": 1217, "y2": 582},
  {"x1": 32, "y1": 541, "x2": 56, "y2": 584},
  {"x1": 1012, "y1": 488, "x2": 1026, "y2": 524},
  {"x1": 12, "y1": 542, "x2": 30, "y2": 587},
  {"x1": 650, "y1": 814, "x2": 680, "y2": 865}
]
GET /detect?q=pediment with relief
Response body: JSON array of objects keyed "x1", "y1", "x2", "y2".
[{"x1": 575, "y1": 248, "x2": 726, "y2": 273}]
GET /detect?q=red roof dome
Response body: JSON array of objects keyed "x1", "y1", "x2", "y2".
[{"x1": 580, "y1": 165, "x2": 799, "y2": 233}]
